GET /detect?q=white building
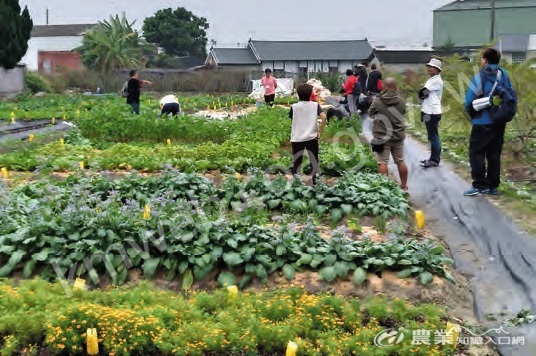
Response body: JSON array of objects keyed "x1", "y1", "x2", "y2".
[{"x1": 22, "y1": 24, "x2": 97, "y2": 72}]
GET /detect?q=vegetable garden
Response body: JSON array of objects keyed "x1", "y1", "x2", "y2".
[{"x1": 0, "y1": 93, "x2": 492, "y2": 355}]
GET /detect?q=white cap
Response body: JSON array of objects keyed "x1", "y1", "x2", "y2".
[{"x1": 426, "y1": 58, "x2": 442, "y2": 71}]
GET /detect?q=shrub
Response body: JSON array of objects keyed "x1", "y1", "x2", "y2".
[{"x1": 24, "y1": 71, "x2": 53, "y2": 94}]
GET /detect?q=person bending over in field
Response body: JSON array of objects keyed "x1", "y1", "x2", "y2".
[
  {"x1": 159, "y1": 94, "x2": 181, "y2": 116},
  {"x1": 289, "y1": 83, "x2": 327, "y2": 186}
]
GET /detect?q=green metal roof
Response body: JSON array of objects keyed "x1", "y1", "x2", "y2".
[{"x1": 435, "y1": 0, "x2": 536, "y2": 12}]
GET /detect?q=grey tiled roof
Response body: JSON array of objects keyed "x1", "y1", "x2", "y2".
[
  {"x1": 211, "y1": 48, "x2": 259, "y2": 65},
  {"x1": 435, "y1": 0, "x2": 536, "y2": 12},
  {"x1": 497, "y1": 34, "x2": 530, "y2": 52},
  {"x1": 249, "y1": 40, "x2": 373, "y2": 61},
  {"x1": 31, "y1": 24, "x2": 98, "y2": 37}
]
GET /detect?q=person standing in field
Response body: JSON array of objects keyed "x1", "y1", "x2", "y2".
[
  {"x1": 125, "y1": 70, "x2": 152, "y2": 115},
  {"x1": 342, "y1": 69, "x2": 358, "y2": 116},
  {"x1": 355, "y1": 62, "x2": 368, "y2": 92},
  {"x1": 419, "y1": 58, "x2": 444, "y2": 168},
  {"x1": 366, "y1": 64, "x2": 383, "y2": 95},
  {"x1": 261, "y1": 69, "x2": 278, "y2": 107},
  {"x1": 368, "y1": 78, "x2": 408, "y2": 191},
  {"x1": 463, "y1": 48, "x2": 514, "y2": 196},
  {"x1": 289, "y1": 83, "x2": 327, "y2": 185}
]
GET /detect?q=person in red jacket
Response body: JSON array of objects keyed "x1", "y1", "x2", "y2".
[{"x1": 341, "y1": 69, "x2": 358, "y2": 116}]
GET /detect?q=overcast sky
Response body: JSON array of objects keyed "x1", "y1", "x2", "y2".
[{"x1": 20, "y1": 0, "x2": 453, "y2": 47}]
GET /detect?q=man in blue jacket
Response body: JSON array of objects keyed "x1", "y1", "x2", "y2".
[{"x1": 464, "y1": 48, "x2": 512, "y2": 196}]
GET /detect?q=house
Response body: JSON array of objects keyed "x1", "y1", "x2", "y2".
[
  {"x1": 21, "y1": 23, "x2": 98, "y2": 74},
  {"x1": 496, "y1": 34, "x2": 536, "y2": 63},
  {"x1": 206, "y1": 39, "x2": 377, "y2": 79},
  {"x1": 433, "y1": 0, "x2": 536, "y2": 49},
  {"x1": 206, "y1": 48, "x2": 259, "y2": 71},
  {"x1": 374, "y1": 48, "x2": 469, "y2": 72}
]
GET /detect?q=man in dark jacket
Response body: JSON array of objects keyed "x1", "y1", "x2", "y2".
[
  {"x1": 368, "y1": 77, "x2": 408, "y2": 191},
  {"x1": 355, "y1": 62, "x2": 368, "y2": 92},
  {"x1": 366, "y1": 64, "x2": 383, "y2": 94},
  {"x1": 463, "y1": 48, "x2": 513, "y2": 197},
  {"x1": 126, "y1": 70, "x2": 152, "y2": 114}
]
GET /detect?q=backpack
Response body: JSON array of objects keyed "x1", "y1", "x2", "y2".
[
  {"x1": 351, "y1": 77, "x2": 362, "y2": 96},
  {"x1": 482, "y1": 70, "x2": 517, "y2": 124},
  {"x1": 120, "y1": 80, "x2": 129, "y2": 98}
]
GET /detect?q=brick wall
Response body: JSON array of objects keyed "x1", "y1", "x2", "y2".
[{"x1": 38, "y1": 51, "x2": 84, "y2": 75}]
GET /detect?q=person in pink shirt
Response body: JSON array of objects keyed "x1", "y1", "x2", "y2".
[{"x1": 261, "y1": 69, "x2": 278, "y2": 107}]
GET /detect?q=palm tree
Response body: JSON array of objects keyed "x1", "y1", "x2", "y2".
[{"x1": 77, "y1": 14, "x2": 153, "y2": 74}]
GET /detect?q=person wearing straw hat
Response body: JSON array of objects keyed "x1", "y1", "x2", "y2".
[{"x1": 419, "y1": 58, "x2": 444, "y2": 168}]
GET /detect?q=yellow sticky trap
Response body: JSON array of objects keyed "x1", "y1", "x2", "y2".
[
  {"x1": 60, "y1": 139, "x2": 64, "y2": 147},
  {"x1": 143, "y1": 204, "x2": 151, "y2": 220},
  {"x1": 227, "y1": 285, "x2": 238, "y2": 298},
  {"x1": 10, "y1": 112, "x2": 15, "y2": 123},
  {"x1": 1, "y1": 167, "x2": 8, "y2": 180},
  {"x1": 76, "y1": 109, "x2": 80, "y2": 117},
  {"x1": 28, "y1": 133, "x2": 35, "y2": 142},
  {"x1": 446, "y1": 322, "x2": 460, "y2": 348},
  {"x1": 415, "y1": 211, "x2": 425, "y2": 229},
  {"x1": 73, "y1": 278, "x2": 86, "y2": 291},
  {"x1": 286, "y1": 341, "x2": 298, "y2": 356},
  {"x1": 51, "y1": 117, "x2": 56, "y2": 125},
  {"x1": 79, "y1": 161, "x2": 85, "y2": 170},
  {"x1": 62, "y1": 113, "x2": 66, "y2": 120},
  {"x1": 166, "y1": 139, "x2": 171, "y2": 145},
  {"x1": 87, "y1": 328, "x2": 99, "y2": 355}
]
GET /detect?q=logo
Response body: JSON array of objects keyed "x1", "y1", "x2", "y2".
[
  {"x1": 372, "y1": 324, "x2": 526, "y2": 348},
  {"x1": 373, "y1": 328, "x2": 406, "y2": 347}
]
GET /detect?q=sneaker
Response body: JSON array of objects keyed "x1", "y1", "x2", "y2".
[
  {"x1": 464, "y1": 187, "x2": 489, "y2": 196},
  {"x1": 487, "y1": 188, "x2": 499, "y2": 196},
  {"x1": 420, "y1": 159, "x2": 428, "y2": 164},
  {"x1": 421, "y1": 160, "x2": 439, "y2": 168}
]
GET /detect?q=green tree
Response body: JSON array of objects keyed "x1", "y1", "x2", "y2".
[
  {"x1": 0, "y1": 0, "x2": 33, "y2": 69},
  {"x1": 143, "y1": 7, "x2": 209, "y2": 58},
  {"x1": 77, "y1": 14, "x2": 153, "y2": 74}
]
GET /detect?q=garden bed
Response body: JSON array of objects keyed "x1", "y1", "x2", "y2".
[{"x1": 0, "y1": 93, "x2": 502, "y2": 355}]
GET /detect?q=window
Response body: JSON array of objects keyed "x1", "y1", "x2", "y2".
[
  {"x1": 511, "y1": 52, "x2": 526, "y2": 64},
  {"x1": 42, "y1": 60, "x2": 52, "y2": 74},
  {"x1": 273, "y1": 69, "x2": 285, "y2": 77}
]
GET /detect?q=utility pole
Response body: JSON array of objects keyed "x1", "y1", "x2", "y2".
[
  {"x1": 46, "y1": 8, "x2": 49, "y2": 25},
  {"x1": 490, "y1": 0, "x2": 496, "y2": 42}
]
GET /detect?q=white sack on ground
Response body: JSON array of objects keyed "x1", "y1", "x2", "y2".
[{"x1": 306, "y1": 78, "x2": 332, "y2": 99}]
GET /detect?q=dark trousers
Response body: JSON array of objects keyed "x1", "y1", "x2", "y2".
[
  {"x1": 291, "y1": 139, "x2": 320, "y2": 183},
  {"x1": 422, "y1": 112, "x2": 442, "y2": 163},
  {"x1": 469, "y1": 123, "x2": 506, "y2": 190},
  {"x1": 129, "y1": 102, "x2": 140, "y2": 115},
  {"x1": 161, "y1": 103, "x2": 181, "y2": 116},
  {"x1": 264, "y1": 94, "x2": 275, "y2": 107}
]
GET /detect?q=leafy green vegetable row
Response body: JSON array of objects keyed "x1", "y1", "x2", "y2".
[
  {"x1": 0, "y1": 111, "x2": 376, "y2": 175},
  {"x1": 0, "y1": 181, "x2": 451, "y2": 285},
  {"x1": 0, "y1": 169, "x2": 436, "y2": 287},
  {"x1": 0, "y1": 93, "x2": 298, "y2": 121}
]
